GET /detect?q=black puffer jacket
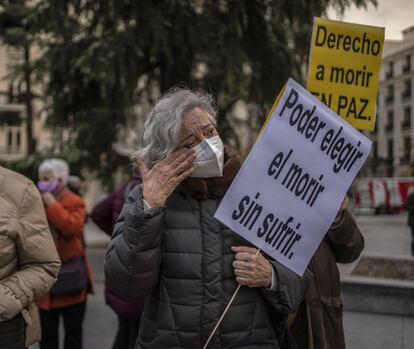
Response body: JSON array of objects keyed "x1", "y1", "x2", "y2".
[{"x1": 105, "y1": 186, "x2": 311, "y2": 349}]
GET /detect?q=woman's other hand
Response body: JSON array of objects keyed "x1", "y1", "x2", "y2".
[
  {"x1": 41, "y1": 192, "x2": 56, "y2": 207},
  {"x1": 231, "y1": 246, "x2": 272, "y2": 288}
]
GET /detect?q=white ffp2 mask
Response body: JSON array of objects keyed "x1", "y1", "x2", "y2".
[{"x1": 190, "y1": 135, "x2": 224, "y2": 178}]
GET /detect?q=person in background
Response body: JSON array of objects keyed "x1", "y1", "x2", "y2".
[
  {"x1": 290, "y1": 196, "x2": 364, "y2": 349},
  {"x1": 0, "y1": 165, "x2": 61, "y2": 349},
  {"x1": 405, "y1": 185, "x2": 414, "y2": 256},
  {"x1": 36, "y1": 158, "x2": 94, "y2": 349},
  {"x1": 105, "y1": 88, "x2": 312, "y2": 349},
  {"x1": 90, "y1": 174, "x2": 143, "y2": 349}
]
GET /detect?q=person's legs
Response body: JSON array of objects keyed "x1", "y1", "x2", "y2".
[
  {"x1": 127, "y1": 319, "x2": 140, "y2": 349},
  {"x1": 61, "y1": 302, "x2": 86, "y2": 349},
  {"x1": 39, "y1": 308, "x2": 60, "y2": 349},
  {"x1": 112, "y1": 315, "x2": 129, "y2": 349}
]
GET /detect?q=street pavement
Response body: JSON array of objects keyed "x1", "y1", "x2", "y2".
[
  {"x1": 31, "y1": 215, "x2": 414, "y2": 349},
  {"x1": 341, "y1": 213, "x2": 414, "y2": 349}
]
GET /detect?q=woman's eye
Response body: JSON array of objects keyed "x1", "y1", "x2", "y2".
[
  {"x1": 185, "y1": 142, "x2": 195, "y2": 149},
  {"x1": 205, "y1": 128, "x2": 215, "y2": 136}
]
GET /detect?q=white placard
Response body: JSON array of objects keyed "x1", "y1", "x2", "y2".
[{"x1": 214, "y1": 78, "x2": 371, "y2": 275}]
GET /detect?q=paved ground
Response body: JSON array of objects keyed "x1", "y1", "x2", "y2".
[
  {"x1": 341, "y1": 213, "x2": 414, "y2": 349},
  {"x1": 337, "y1": 213, "x2": 413, "y2": 277},
  {"x1": 344, "y1": 311, "x2": 414, "y2": 349},
  {"x1": 31, "y1": 215, "x2": 414, "y2": 349}
]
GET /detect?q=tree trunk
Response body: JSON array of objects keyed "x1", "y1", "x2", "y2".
[{"x1": 24, "y1": 44, "x2": 36, "y2": 154}]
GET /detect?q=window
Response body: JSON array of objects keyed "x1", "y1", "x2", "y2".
[
  {"x1": 7, "y1": 82, "x2": 21, "y2": 103},
  {"x1": 386, "y1": 61, "x2": 394, "y2": 78},
  {"x1": 404, "y1": 137, "x2": 411, "y2": 164},
  {"x1": 8, "y1": 84, "x2": 14, "y2": 103},
  {"x1": 386, "y1": 111, "x2": 394, "y2": 130},
  {"x1": 16, "y1": 130, "x2": 21, "y2": 148},
  {"x1": 5, "y1": 128, "x2": 22, "y2": 154},
  {"x1": 403, "y1": 55, "x2": 411, "y2": 73},
  {"x1": 403, "y1": 107, "x2": 411, "y2": 128},
  {"x1": 7, "y1": 130, "x2": 13, "y2": 150},
  {"x1": 403, "y1": 79, "x2": 411, "y2": 98},
  {"x1": 388, "y1": 140, "x2": 393, "y2": 160},
  {"x1": 386, "y1": 85, "x2": 394, "y2": 104}
]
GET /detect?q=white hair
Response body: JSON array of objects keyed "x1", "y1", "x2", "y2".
[
  {"x1": 38, "y1": 158, "x2": 70, "y2": 184},
  {"x1": 136, "y1": 88, "x2": 217, "y2": 167}
]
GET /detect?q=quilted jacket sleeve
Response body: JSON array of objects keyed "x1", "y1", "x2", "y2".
[
  {"x1": 261, "y1": 261, "x2": 313, "y2": 315},
  {"x1": 104, "y1": 185, "x2": 165, "y2": 299},
  {"x1": 327, "y1": 209, "x2": 364, "y2": 263},
  {"x1": 0, "y1": 183, "x2": 61, "y2": 320}
]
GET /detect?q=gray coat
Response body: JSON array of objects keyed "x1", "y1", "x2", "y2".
[{"x1": 105, "y1": 186, "x2": 310, "y2": 349}]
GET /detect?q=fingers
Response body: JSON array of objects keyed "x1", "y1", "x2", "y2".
[
  {"x1": 171, "y1": 148, "x2": 195, "y2": 169},
  {"x1": 231, "y1": 246, "x2": 269, "y2": 288},
  {"x1": 234, "y1": 269, "x2": 254, "y2": 278},
  {"x1": 231, "y1": 246, "x2": 259, "y2": 264},
  {"x1": 232, "y1": 260, "x2": 255, "y2": 279},
  {"x1": 232, "y1": 259, "x2": 254, "y2": 269},
  {"x1": 163, "y1": 148, "x2": 191, "y2": 166},
  {"x1": 173, "y1": 151, "x2": 196, "y2": 176},
  {"x1": 176, "y1": 164, "x2": 197, "y2": 182},
  {"x1": 236, "y1": 276, "x2": 253, "y2": 287},
  {"x1": 231, "y1": 246, "x2": 258, "y2": 254},
  {"x1": 131, "y1": 154, "x2": 149, "y2": 176}
]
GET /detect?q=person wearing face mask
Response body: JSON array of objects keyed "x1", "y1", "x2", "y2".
[
  {"x1": 105, "y1": 88, "x2": 311, "y2": 349},
  {"x1": 36, "y1": 158, "x2": 94, "y2": 349}
]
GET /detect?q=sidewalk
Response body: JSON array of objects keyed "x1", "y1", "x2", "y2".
[
  {"x1": 84, "y1": 220, "x2": 111, "y2": 248},
  {"x1": 341, "y1": 213, "x2": 414, "y2": 349},
  {"x1": 338, "y1": 213, "x2": 413, "y2": 277}
]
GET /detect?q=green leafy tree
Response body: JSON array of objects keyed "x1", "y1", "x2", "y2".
[{"x1": 2, "y1": 0, "x2": 376, "y2": 175}]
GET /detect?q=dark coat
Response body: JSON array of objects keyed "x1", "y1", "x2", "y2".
[
  {"x1": 90, "y1": 177, "x2": 143, "y2": 320},
  {"x1": 105, "y1": 185, "x2": 311, "y2": 349},
  {"x1": 90, "y1": 178, "x2": 140, "y2": 236},
  {"x1": 406, "y1": 191, "x2": 414, "y2": 226},
  {"x1": 291, "y1": 209, "x2": 364, "y2": 349}
]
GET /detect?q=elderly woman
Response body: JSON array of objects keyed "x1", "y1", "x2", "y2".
[
  {"x1": 105, "y1": 89, "x2": 310, "y2": 349},
  {"x1": 36, "y1": 159, "x2": 93, "y2": 349}
]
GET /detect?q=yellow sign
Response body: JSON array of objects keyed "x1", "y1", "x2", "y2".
[{"x1": 307, "y1": 17, "x2": 384, "y2": 131}]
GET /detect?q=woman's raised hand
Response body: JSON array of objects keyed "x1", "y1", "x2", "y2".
[{"x1": 132, "y1": 148, "x2": 196, "y2": 208}]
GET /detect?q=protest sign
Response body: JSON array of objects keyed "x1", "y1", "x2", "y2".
[
  {"x1": 214, "y1": 78, "x2": 371, "y2": 275},
  {"x1": 307, "y1": 17, "x2": 384, "y2": 131}
]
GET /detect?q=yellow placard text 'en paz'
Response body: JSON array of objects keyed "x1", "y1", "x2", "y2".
[{"x1": 307, "y1": 17, "x2": 384, "y2": 131}]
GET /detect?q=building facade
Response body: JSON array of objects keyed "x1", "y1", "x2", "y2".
[
  {"x1": 0, "y1": 44, "x2": 53, "y2": 161},
  {"x1": 373, "y1": 25, "x2": 414, "y2": 177},
  {"x1": 0, "y1": 46, "x2": 28, "y2": 161}
]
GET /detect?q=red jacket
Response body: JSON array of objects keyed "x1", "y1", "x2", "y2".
[{"x1": 36, "y1": 188, "x2": 94, "y2": 310}]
